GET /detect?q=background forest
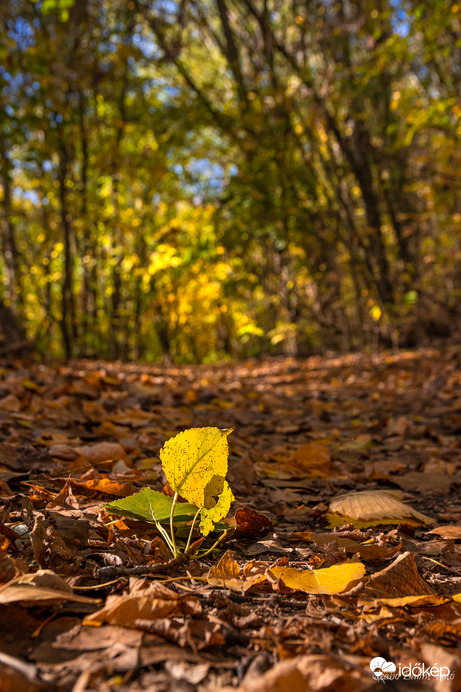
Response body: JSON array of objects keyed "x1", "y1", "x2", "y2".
[{"x1": 0, "y1": 0, "x2": 460, "y2": 362}]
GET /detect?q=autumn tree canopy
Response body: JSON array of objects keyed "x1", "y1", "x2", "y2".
[{"x1": 0, "y1": 0, "x2": 460, "y2": 361}]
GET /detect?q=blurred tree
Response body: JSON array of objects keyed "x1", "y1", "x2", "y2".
[{"x1": 0, "y1": 0, "x2": 459, "y2": 360}]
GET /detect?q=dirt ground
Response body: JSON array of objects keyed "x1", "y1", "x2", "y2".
[{"x1": 0, "y1": 346, "x2": 460, "y2": 691}]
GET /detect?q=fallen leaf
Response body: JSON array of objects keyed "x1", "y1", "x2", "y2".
[
  {"x1": 49, "y1": 444, "x2": 80, "y2": 461},
  {"x1": 207, "y1": 550, "x2": 243, "y2": 591},
  {"x1": 0, "y1": 570, "x2": 98, "y2": 606},
  {"x1": 76, "y1": 441, "x2": 127, "y2": 465},
  {"x1": 422, "y1": 621, "x2": 461, "y2": 644},
  {"x1": 427, "y1": 526, "x2": 461, "y2": 540},
  {"x1": 0, "y1": 394, "x2": 21, "y2": 412},
  {"x1": 84, "y1": 579, "x2": 201, "y2": 627},
  {"x1": 268, "y1": 561, "x2": 365, "y2": 594},
  {"x1": 392, "y1": 471, "x2": 452, "y2": 495},
  {"x1": 284, "y1": 443, "x2": 333, "y2": 478},
  {"x1": 359, "y1": 552, "x2": 435, "y2": 604},
  {"x1": 218, "y1": 654, "x2": 372, "y2": 692},
  {"x1": 73, "y1": 474, "x2": 136, "y2": 497},
  {"x1": 327, "y1": 490, "x2": 434, "y2": 528},
  {"x1": 235, "y1": 507, "x2": 273, "y2": 538}
]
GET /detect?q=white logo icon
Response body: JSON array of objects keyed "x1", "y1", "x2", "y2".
[{"x1": 370, "y1": 657, "x2": 397, "y2": 678}]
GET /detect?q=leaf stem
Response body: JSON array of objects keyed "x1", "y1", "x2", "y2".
[
  {"x1": 184, "y1": 507, "x2": 202, "y2": 555},
  {"x1": 169, "y1": 491, "x2": 179, "y2": 558},
  {"x1": 155, "y1": 520, "x2": 176, "y2": 554},
  {"x1": 194, "y1": 528, "x2": 232, "y2": 559}
]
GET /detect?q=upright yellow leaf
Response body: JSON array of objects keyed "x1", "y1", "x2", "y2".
[{"x1": 160, "y1": 427, "x2": 234, "y2": 535}]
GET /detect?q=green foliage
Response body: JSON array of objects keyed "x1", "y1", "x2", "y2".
[{"x1": 104, "y1": 488, "x2": 200, "y2": 525}]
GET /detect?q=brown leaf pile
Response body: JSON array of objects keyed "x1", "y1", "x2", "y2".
[{"x1": 0, "y1": 346, "x2": 460, "y2": 690}]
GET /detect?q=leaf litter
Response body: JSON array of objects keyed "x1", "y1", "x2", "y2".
[{"x1": 0, "y1": 346, "x2": 460, "y2": 690}]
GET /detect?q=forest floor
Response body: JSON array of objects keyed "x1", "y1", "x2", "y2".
[{"x1": 0, "y1": 346, "x2": 460, "y2": 692}]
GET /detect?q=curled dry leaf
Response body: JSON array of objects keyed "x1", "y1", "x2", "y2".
[
  {"x1": 0, "y1": 569, "x2": 98, "y2": 606},
  {"x1": 207, "y1": 550, "x2": 267, "y2": 593},
  {"x1": 234, "y1": 507, "x2": 273, "y2": 538},
  {"x1": 327, "y1": 490, "x2": 434, "y2": 528},
  {"x1": 84, "y1": 579, "x2": 201, "y2": 627},
  {"x1": 268, "y1": 561, "x2": 366, "y2": 595},
  {"x1": 207, "y1": 550, "x2": 242, "y2": 591},
  {"x1": 49, "y1": 444, "x2": 80, "y2": 461},
  {"x1": 427, "y1": 526, "x2": 461, "y2": 540},
  {"x1": 359, "y1": 551, "x2": 435, "y2": 605}
]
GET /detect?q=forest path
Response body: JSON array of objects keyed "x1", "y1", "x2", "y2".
[{"x1": 0, "y1": 346, "x2": 460, "y2": 691}]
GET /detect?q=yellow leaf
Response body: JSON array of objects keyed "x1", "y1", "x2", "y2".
[
  {"x1": 268, "y1": 561, "x2": 365, "y2": 594},
  {"x1": 203, "y1": 474, "x2": 225, "y2": 509},
  {"x1": 160, "y1": 427, "x2": 234, "y2": 535}
]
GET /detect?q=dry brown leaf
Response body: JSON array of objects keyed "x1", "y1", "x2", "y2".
[
  {"x1": 427, "y1": 526, "x2": 461, "y2": 540},
  {"x1": 0, "y1": 394, "x2": 21, "y2": 412},
  {"x1": 422, "y1": 621, "x2": 461, "y2": 644},
  {"x1": 359, "y1": 552, "x2": 435, "y2": 605},
  {"x1": 0, "y1": 569, "x2": 98, "y2": 606},
  {"x1": 84, "y1": 579, "x2": 201, "y2": 627},
  {"x1": 72, "y1": 474, "x2": 136, "y2": 497},
  {"x1": 207, "y1": 550, "x2": 243, "y2": 592},
  {"x1": 48, "y1": 444, "x2": 80, "y2": 460},
  {"x1": 207, "y1": 551, "x2": 268, "y2": 593},
  {"x1": 234, "y1": 507, "x2": 273, "y2": 538},
  {"x1": 76, "y1": 441, "x2": 127, "y2": 464},
  {"x1": 328, "y1": 490, "x2": 434, "y2": 527},
  {"x1": 392, "y1": 471, "x2": 452, "y2": 495},
  {"x1": 284, "y1": 443, "x2": 333, "y2": 478},
  {"x1": 419, "y1": 643, "x2": 461, "y2": 692}
]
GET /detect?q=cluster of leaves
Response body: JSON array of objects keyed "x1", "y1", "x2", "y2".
[{"x1": 105, "y1": 427, "x2": 235, "y2": 558}]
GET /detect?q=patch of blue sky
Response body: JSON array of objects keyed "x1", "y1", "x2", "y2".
[
  {"x1": 13, "y1": 187, "x2": 40, "y2": 205},
  {"x1": 188, "y1": 159, "x2": 225, "y2": 186},
  {"x1": 390, "y1": 0, "x2": 410, "y2": 37},
  {"x1": 8, "y1": 16, "x2": 35, "y2": 49},
  {"x1": 132, "y1": 33, "x2": 158, "y2": 59}
]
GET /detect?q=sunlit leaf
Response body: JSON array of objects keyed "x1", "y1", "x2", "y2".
[
  {"x1": 268, "y1": 561, "x2": 366, "y2": 594},
  {"x1": 160, "y1": 427, "x2": 234, "y2": 535}
]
